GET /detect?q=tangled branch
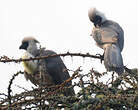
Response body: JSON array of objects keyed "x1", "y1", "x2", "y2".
[{"x1": 0, "y1": 53, "x2": 138, "y2": 109}]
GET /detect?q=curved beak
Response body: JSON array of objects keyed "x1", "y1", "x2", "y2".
[
  {"x1": 19, "y1": 44, "x2": 23, "y2": 49},
  {"x1": 19, "y1": 44, "x2": 26, "y2": 50}
]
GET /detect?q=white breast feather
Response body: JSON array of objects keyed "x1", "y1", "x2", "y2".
[{"x1": 22, "y1": 52, "x2": 38, "y2": 74}]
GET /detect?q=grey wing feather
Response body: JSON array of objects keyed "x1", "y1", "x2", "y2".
[
  {"x1": 92, "y1": 27, "x2": 118, "y2": 45},
  {"x1": 101, "y1": 20, "x2": 124, "y2": 51},
  {"x1": 42, "y1": 50, "x2": 75, "y2": 96},
  {"x1": 41, "y1": 50, "x2": 71, "y2": 85},
  {"x1": 104, "y1": 44, "x2": 124, "y2": 74}
]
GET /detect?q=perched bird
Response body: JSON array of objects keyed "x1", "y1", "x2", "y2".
[
  {"x1": 19, "y1": 37, "x2": 75, "y2": 96},
  {"x1": 88, "y1": 8, "x2": 124, "y2": 74}
]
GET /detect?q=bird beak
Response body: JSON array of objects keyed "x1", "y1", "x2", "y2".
[
  {"x1": 19, "y1": 44, "x2": 23, "y2": 49},
  {"x1": 19, "y1": 42, "x2": 28, "y2": 50},
  {"x1": 19, "y1": 43, "x2": 27, "y2": 50}
]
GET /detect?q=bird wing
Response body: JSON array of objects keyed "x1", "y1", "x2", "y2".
[
  {"x1": 43, "y1": 50, "x2": 75, "y2": 96},
  {"x1": 92, "y1": 27, "x2": 118, "y2": 45},
  {"x1": 39, "y1": 49, "x2": 71, "y2": 86}
]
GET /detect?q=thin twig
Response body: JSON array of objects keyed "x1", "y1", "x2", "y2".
[{"x1": 0, "y1": 52, "x2": 102, "y2": 63}]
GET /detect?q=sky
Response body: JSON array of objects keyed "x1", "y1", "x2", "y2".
[{"x1": 0, "y1": 0, "x2": 138, "y2": 94}]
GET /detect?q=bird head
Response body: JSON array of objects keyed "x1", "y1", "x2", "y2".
[
  {"x1": 19, "y1": 36, "x2": 39, "y2": 54},
  {"x1": 88, "y1": 8, "x2": 107, "y2": 27}
]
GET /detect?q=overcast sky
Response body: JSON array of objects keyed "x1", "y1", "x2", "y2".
[{"x1": 0, "y1": 0, "x2": 138, "y2": 94}]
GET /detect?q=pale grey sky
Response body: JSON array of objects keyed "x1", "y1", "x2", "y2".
[{"x1": 0, "y1": 0, "x2": 138, "y2": 94}]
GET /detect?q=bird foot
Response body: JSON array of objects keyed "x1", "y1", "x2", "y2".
[{"x1": 96, "y1": 54, "x2": 104, "y2": 64}]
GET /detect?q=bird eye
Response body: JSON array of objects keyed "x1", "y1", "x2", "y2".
[
  {"x1": 19, "y1": 41, "x2": 29, "y2": 50},
  {"x1": 22, "y1": 41, "x2": 28, "y2": 45}
]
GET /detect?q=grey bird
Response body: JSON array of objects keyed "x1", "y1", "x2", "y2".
[
  {"x1": 88, "y1": 8, "x2": 124, "y2": 74},
  {"x1": 19, "y1": 37, "x2": 75, "y2": 96}
]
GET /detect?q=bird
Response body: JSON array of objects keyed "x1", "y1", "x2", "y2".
[
  {"x1": 19, "y1": 36, "x2": 75, "y2": 96},
  {"x1": 88, "y1": 8, "x2": 124, "y2": 74}
]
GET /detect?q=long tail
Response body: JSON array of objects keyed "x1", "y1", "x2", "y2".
[{"x1": 104, "y1": 44, "x2": 124, "y2": 74}]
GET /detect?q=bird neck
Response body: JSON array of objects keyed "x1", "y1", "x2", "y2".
[{"x1": 27, "y1": 45, "x2": 38, "y2": 56}]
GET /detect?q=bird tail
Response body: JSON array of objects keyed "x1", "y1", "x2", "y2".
[{"x1": 104, "y1": 44, "x2": 124, "y2": 74}]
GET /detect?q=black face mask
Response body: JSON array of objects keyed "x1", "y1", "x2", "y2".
[
  {"x1": 93, "y1": 15, "x2": 102, "y2": 27},
  {"x1": 19, "y1": 41, "x2": 29, "y2": 50}
]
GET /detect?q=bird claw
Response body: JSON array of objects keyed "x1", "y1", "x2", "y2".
[{"x1": 96, "y1": 54, "x2": 104, "y2": 64}]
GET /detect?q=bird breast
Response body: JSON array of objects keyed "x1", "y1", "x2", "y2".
[{"x1": 22, "y1": 52, "x2": 38, "y2": 74}]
